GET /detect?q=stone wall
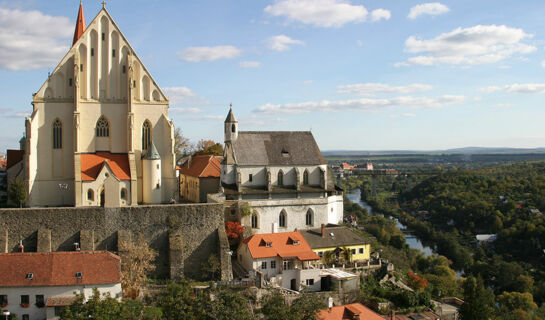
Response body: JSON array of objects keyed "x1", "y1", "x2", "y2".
[{"x1": 0, "y1": 204, "x2": 231, "y2": 280}]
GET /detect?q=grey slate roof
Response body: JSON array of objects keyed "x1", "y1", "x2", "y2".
[
  {"x1": 225, "y1": 108, "x2": 237, "y2": 122},
  {"x1": 232, "y1": 131, "x2": 327, "y2": 166},
  {"x1": 142, "y1": 141, "x2": 161, "y2": 160},
  {"x1": 301, "y1": 226, "x2": 369, "y2": 249}
]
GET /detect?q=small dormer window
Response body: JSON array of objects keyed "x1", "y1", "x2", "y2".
[
  {"x1": 265, "y1": 242, "x2": 272, "y2": 247},
  {"x1": 26, "y1": 273, "x2": 34, "y2": 280},
  {"x1": 293, "y1": 240, "x2": 300, "y2": 245},
  {"x1": 281, "y1": 149, "x2": 289, "y2": 157},
  {"x1": 75, "y1": 272, "x2": 82, "y2": 278}
]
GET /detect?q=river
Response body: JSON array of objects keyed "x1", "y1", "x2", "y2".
[{"x1": 346, "y1": 189, "x2": 434, "y2": 257}]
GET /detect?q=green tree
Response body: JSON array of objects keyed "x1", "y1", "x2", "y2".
[
  {"x1": 340, "y1": 247, "x2": 352, "y2": 264},
  {"x1": 260, "y1": 290, "x2": 324, "y2": 320},
  {"x1": 201, "y1": 254, "x2": 221, "y2": 280},
  {"x1": 460, "y1": 276, "x2": 495, "y2": 320},
  {"x1": 260, "y1": 291, "x2": 291, "y2": 320},
  {"x1": 119, "y1": 234, "x2": 158, "y2": 298},
  {"x1": 211, "y1": 290, "x2": 255, "y2": 320},
  {"x1": 8, "y1": 178, "x2": 26, "y2": 207},
  {"x1": 290, "y1": 293, "x2": 326, "y2": 320},
  {"x1": 497, "y1": 291, "x2": 538, "y2": 314},
  {"x1": 322, "y1": 250, "x2": 336, "y2": 265}
]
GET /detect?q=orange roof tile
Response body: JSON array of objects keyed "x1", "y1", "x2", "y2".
[
  {"x1": 242, "y1": 232, "x2": 319, "y2": 261},
  {"x1": 6, "y1": 149, "x2": 24, "y2": 169},
  {"x1": 80, "y1": 152, "x2": 131, "y2": 181},
  {"x1": 316, "y1": 303, "x2": 385, "y2": 320},
  {"x1": 179, "y1": 155, "x2": 220, "y2": 178},
  {"x1": 73, "y1": 2, "x2": 86, "y2": 45},
  {"x1": 0, "y1": 251, "x2": 121, "y2": 287}
]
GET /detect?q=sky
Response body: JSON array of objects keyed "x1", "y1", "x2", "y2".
[{"x1": 1, "y1": 0, "x2": 545, "y2": 152}]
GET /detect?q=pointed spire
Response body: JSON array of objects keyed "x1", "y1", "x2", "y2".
[
  {"x1": 142, "y1": 142, "x2": 161, "y2": 160},
  {"x1": 72, "y1": 1, "x2": 86, "y2": 46},
  {"x1": 225, "y1": 103, "x2": 237, "y2": 123}
]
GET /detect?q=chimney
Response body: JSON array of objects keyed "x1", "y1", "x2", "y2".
[
  {"x1": 321, "y1": 224, "x2": 325, "y2": 238},
  {"x1": 328, "y1": 297, "x2": 333, "y2": 308},
  {"x1": 188, "y1": 155, "x2": 192, "y2": 168},
  {"x1": 18, "y1": 240, "x2": 24, "y2": 253}
]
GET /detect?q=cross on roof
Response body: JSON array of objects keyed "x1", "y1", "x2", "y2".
[{"x1": 102, "y1": 1, "x2": 106, "y2": 8}]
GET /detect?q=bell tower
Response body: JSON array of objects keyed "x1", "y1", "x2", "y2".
[{"x1": 224, "y1": 104, "x2": 238, "y2": 143}]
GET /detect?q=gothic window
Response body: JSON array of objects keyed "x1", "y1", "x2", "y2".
[
  {"x1": 52, "y1": 119, "x2": 62, "y2": 149},
  {"x1": 142, "y1": 120, "x2": 152, "y2": 150},
  {"x1": 87, "y1": 189, "x2": 94, "y2": 201},
  {"x1": 120, "y1": 188, "x2": 127, "y2": 200},
  {"x1": 231, "y1": 124, "x2": 236, "y2": 133},
  {"x1": 277, "y1": 171, "x2": 284, "y2": 187},
  {"x1": 96, "y1": 116, "x2": 109, "y2": 137},
  {"x1": 279, "y1": 210, "x2": 286, "y2": 228},
  {"x1": 251, "y1": 214, "x2": 258, "y2": 229},
  {"x1": 306, "y1": 209, "x2": 313, "y2": 226},
  {"x1": 303, "y1": 170, "x2": 309, "y2": 185}
]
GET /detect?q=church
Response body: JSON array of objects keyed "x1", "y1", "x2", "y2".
[
  {"x1": 220, "y1": 108, "x2": 344, "y2": 234},
  {"x1": 19, "y1": 3, "x2": 177, "y2": 207}
]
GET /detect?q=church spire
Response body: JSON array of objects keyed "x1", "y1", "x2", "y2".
[{"x1": 72, "y1": 1, "x2": 86, "y2": 46}]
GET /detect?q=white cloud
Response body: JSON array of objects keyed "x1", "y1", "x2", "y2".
[
  {"x1": 0, "y1": 7, "x2": 73, "y2": 70},
  {"x1": 188, "y1": 115, "x2": 224, "y2": 121},
  {"x1": 170, "y1": 107, "x2": 203, "y2": 114},
  {"x1": 178, "y1": 46, "x2": 242, "y2": 62},
  {"x1": 338, "y1": 83, "x2": 433, "y2": 96},
  {"x1": 480, "y1": 83, "x2": 545, "y2": 94},
  {"x1": 302, "y1": 80, "x2": 314, "y2": 85},
  {"x1": 397, "y1": 25, "x2": 536, "y2": 66},
  {"x1": 390, "y1": 113, "x2": 416, "y2": 119},
  {"x1": 264, "y1": 0, "x2": 368, "y2": 28},
  {"x1": 0, "y1": 107, "x2": 30, "y2": 118},
  {"x1": 267, "y1": 35, "x2": 304, "y2": 51},
  {"x1": 541, "y1": 60, "x2": 545, "y2": 68},
  {"x1": 163, "y1": 87, "x2": 209, "y2": 106},
  {"x1": 239, "y1": 61, "x2": 261, "y2": 68},
  {"x1": 371, "y1": 9, "x2": 391, "y2": 22},
  {"x1": 357, "y1": 40, "x2": 364, "y2": 47},
  {"x1": 254, "y1": 95, "x2": 465, "y2": 114},
  {"x1": 408, "y1": 3, "x2": 450, "y2": 20}
]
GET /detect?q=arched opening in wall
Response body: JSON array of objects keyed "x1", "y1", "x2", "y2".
[
  {"x1": 303, "y1": 170, "x2": 309, "y2": 185},
  {"x1": 152, "y1": 89, "x2": 160, "y2": 101},
  {"x1": 100, "y1": 16, "x2": 109, "y2": 99},
  {"x1": 132, "y1": 60, "x2": 141, "y2": 100},
  {"x1": 44, "y1": 87, "x2": 54, "y2": 99},
  {"x1": 52, "y1": 119, "x2": 62, "y2": 149},
  {"x1": 142, "y1": 120, "x2": 152, "y2": 151},
  {"x1": 110, "y1": 30, "x2": 119, "y2": 99},
  {"x1": 87, "y1": 189, "x2": 94, "y2": 201},
  {"x1": 100, "y1": 188, "x2": 105, "y2": 207},
  {"x1": 65, "y1": 57, "x2": 74, "y2": 99},
  {"x1": 231, "y1": 124, "x2": 236, "y2": 133},
  {"x1": 251, "y1": 213, "x2": 259, "y2": 229},
  {"x1": 277, "y1": 171, "x2": 284, "y2": 187},
  {"x1": 279, "y1": 210, "x2": 287, "y2": 228},
  {"x1": 120, "y1": 46, "x2": 129, "y2": 99},
  {"x1": 141, "y1": 75, "x2": 150, "y2": 101},
  {"x1": 78, "y1": 44, "x2": 88, "y2": 99},
  {"x1": 120, "y1": 188, "x2": 127, "y2": 200},
  {"x1": 96, "y1": 116, "x2": 110, "y2": 137},
  {"x1": 55, "y1": 72, "x2": 65, "y2": 98},
  {"x1": 306, "y1": 209, "x2": 313, "y2": 226},
  {"x1": 90, "y1": 29, "x2": 98, "y2": 99}
]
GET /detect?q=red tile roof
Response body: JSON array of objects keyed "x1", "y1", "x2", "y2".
[
  {"x1": 73, "y1": 2, "x2": 86, "y2": 45},
  {"x1": 242, "y1": 232, "x2": 319, "y2": 261},
  {"x1": 179, "y1": 155, "x2": 220, "y2": 178},
  {"x1": 80, "y1": 152, "x2": 131, "y2": 181},
  {"x1": 0, "y1": 251, "x2": 121, "y2": 287},
  {"x1": 316, "y1": 303, "x2": 385, "y2": 320},
  {"x1": 6, "y1": 149, "x2": 24, "y2": 169}
]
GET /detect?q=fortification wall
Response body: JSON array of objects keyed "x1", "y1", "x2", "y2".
[{"x1": 0, "y1": 204, "x2": 231, "y2": 280}]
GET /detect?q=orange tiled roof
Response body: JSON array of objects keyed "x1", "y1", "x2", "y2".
[
  {"x1": 316, "y1": 303, "x2": 385, "y2": 320},
  {"x1": 179, "y1": 155, "x2": 220, "y2": 178},
  {"x1": 73, "y1": 2, "x2": 86, "y2": 45},
  {"x1": 0, "y1": 251, "x2": 121, "y2": 287},
  {"x1": 242, "y1": 232, "x2": 319, "y2": 261},
  {"x1": 6, "y1": 149, "x2": 24, "y2": 169},
  {"x1": 80, "y1": 152, "x2": 131, "y2": 181}
]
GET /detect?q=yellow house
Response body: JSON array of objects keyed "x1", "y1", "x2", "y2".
[{"x1": 301, "y1": 225, "x2": 371, "y2": 262}]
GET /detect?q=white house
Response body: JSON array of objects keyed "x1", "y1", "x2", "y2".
[
  {"x1": 13, "y1": 2, "x2": 178, "y2": 207},
  {"x1": 0, "y1": 251, "x2": 122, "y2": 320},
  {"x1": 220, "y1": 107, "x2": 344, "y2": 234},
  {"x1": 237, "y1": 231, "x2": 322, "y2": 292}
]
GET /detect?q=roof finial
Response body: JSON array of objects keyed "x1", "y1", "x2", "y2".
[
  {"x1": 230, "y1": 103, "x2": 232, "y2": 109},
  {"x1": 102, "y1": 1, "x2": 106, "y2": 8}
]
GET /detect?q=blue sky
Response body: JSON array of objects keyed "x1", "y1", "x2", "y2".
[{"x1": 1, "y1": 0, "x2": 545, "y2": 152}]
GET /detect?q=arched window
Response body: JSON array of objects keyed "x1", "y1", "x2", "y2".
[
  {"x1": 142, "y1": 120, "x2": 151, "y2": 150},
  {"x1": 279, "y1": 210, "x2": 286, "y2": 228},
  {"x1": 231, "y1": 124, "x2": 236, "y2": 133},
  {"x1": 251, "y1": 214, "x2": 258, "y2": 229},
  {"x1": 277, "y1": 171, "x2": 284, "y2": 187},
  {"x1": 303, "y1": 170, "x2": 309, "y2": 185},
  {"x1": 96, "y1": 116, "x2": 109, "y2": 137},
  {"x1": 87, "y1": 189, "x2": 94, "y2": 201},
  {"x1": 52, "y1": 119, "x2": 62, "y2": 149},
  {"x1": 306, "y1": 209, "x2": 313, "y2": 226},
  {"x1": 120, "y1": 188, "x2": 127, "y2": 200}
]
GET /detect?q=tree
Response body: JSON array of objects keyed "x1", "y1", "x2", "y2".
[
  {"x1": 174, "y1": 127, "x2": 193, "y2": 159},
  {"x1": 194, "y1": 139, "x2": 223, "y2": 156},
  {"x1": 260, "y1": 290, "x2": 291, "y2": 320},
  {"x1": 497, "y1": 291, "x2": 538, "y2": 314},
  {"x1": 8, "y1": 178, "x2": 26, "y2": 207},
  {"x1": 260, "y1": 291, "x2": 324, "y2": 320},
  {"x1": 201, "y1": 254, "x2": 221, "y2": 280},
  {"x1": 323, "y1": 250, "x2": 336, "y2": 265},
  {"x1": 290, "y1": 293, "x2": 326, "y2": 320},
  {"x1": 119, "y1": 234, "x2": 158, "y2": 298},
  {"x1": 156, "y1": 281, "x2": 211, "y2": 320},
  {"x1": 340, "y1": 247, "x2": 352, "y2": 264},
  {"x1": 460, "y1": 276, "x2": 495, "y2": 320},
  {"x1": 225, "y1": 222, "x2": 244, "y2": 239},
  {"x1": 211, "y1": 290, "x2": 255, "y2": 320}
]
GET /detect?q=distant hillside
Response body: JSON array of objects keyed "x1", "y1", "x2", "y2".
[{"x1": 323, "y1": 147, "x2": 545, "y2": 157}]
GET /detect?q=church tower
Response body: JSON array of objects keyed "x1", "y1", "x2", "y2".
[{"x1": 224, "y1": 105, "x2": 238, "y2": 143}]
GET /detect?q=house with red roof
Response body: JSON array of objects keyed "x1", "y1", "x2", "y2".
[
  {"x1": 316, "y1": 303, "x2": 385, "y2": 320},
  {"x1": 237, "y1": 231, "x2": 322, "y2": 291},
  {"x1": 0, "y1": 251, "x2": 121, "y2": 320},
  {"x1": 179, "y1": 155, "x2": 221, "y2": 203}
]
